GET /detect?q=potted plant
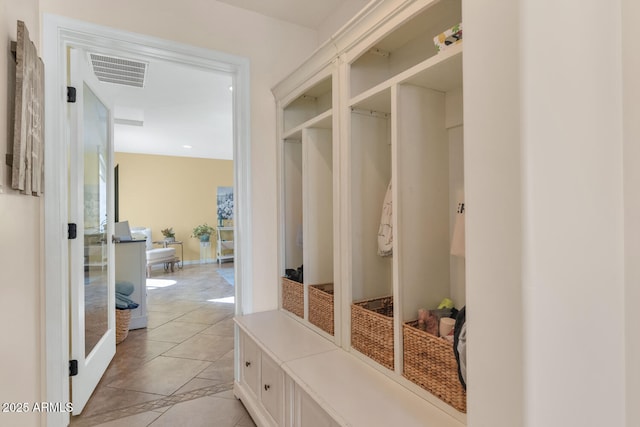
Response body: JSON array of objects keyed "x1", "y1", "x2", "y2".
[
  {"x1": 161, "y1": 227, "x2": 175, "y2": 242},
  {"x1": 192, "y1": 223, "x2": 215, "y2": 242}
]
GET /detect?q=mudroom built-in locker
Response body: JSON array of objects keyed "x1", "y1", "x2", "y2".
[{"x1": 235, "y1": 0, "x2": 468, "y2": 425}]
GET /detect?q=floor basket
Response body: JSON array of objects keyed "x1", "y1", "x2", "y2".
[
  {"x1": 308, "y1": 283, "x2": 334, "y2": 335},
  {"x1": 115, "y1": 309, "x2": 132, "y2": 344},
  {"x1": 282, "y1": 277, "x2": 304, "y2": 318},
  {"x1": 403, "y1": 320, "x2": 467, "y2": 412},
  {"x1": 351, "y1": 296, "x2": 394, "y2": 370}
]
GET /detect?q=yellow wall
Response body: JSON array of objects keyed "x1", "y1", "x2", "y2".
[{"x1": 115, "y1": 152, "x2": 233, "y2": 262}]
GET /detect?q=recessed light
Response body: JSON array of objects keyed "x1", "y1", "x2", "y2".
[
  {"x1": 182, "y1": 145, "x2": 192, "y2": 149},
  {"x1": 229, "y1": 86, "x2": 233, "y2": 91}
]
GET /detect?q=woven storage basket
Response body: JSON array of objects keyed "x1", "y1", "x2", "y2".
[
  {"x1": 308, "y1": 283, "x2": 334, "y2": 335},
  {"x1": 115, "y1": 309, "x2": 132, "y2": 345},
  {"x1": 282, "y1": 277, "x2": 304, "y2": 318},
  {"x1": 403, "y1": 320, "x2": 467, "y2": 412},
  {"x1": 351, "y1": 296, "x2": 394, "y2": 370}
]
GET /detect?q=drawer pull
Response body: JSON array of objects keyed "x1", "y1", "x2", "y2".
[
  {"x1": 245, "y1": 361, "x2": 251, "y2": 367},
  {"x1": 264, "y1": 384, "x2": 271, "y2": 391}
]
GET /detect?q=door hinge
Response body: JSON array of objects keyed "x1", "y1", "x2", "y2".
[
  {"x1": 67, "y1": 86, "x2": 76, "y2": 103},
  {"x1": 68, "y1": 223, "x2": 77, "y2": 239},
  {"x1": 69, "y1": 360, "x2": 78, "y2": 377}
]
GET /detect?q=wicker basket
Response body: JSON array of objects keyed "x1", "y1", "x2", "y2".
[
  {"x1": 351, "y1": 296, "x2": 394, "y2": 370},
  {"x1": 282, "y1": 277, "x2": 304, "y2": 318},
  {"x1": 308, "y1": 283, "x2": 334, "y2": 335},
  {"x1": 115, "y1": 309, "x2": 132, "y2": 344},
  {"x1": 403, "y1": 320, "x2": 467, "y2": 412}
]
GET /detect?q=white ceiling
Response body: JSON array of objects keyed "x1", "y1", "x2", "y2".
[
  {"x1": 102, "y1": 59, "x2": 234, "y2": 160},
  {"x1": 94, "y1": 1, "x2": 358, "y2": 160},
  {"x1": 217, "y1": 0, "x2": 348, "y2": 29}
]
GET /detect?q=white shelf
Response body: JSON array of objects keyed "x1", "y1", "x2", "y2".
[
  {"x1": 283, "y1": 109, "x2": 333, "y2": 140},
  {"x1": 283, "y1": 76, "x2": 333, "y2": 135},
  {"x1": 349, "y1": 44, "x2": 462, "y2": 112},
  {"x1": 216, "y1": 227, "x2": 234, "y2": 264}
]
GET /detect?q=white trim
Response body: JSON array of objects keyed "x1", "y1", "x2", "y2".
[{"x1": 43, "y1": 14, "x2": 252, "y2": 426}]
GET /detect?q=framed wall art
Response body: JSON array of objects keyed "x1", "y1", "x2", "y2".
[{"x1": 9, "y1": 20, "x2": 44, "y2": 196}]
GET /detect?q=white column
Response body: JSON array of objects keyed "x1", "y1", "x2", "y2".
[
  {"x1": 464, "y1": 0, "x2": 524, "y2": 425},
  {"x1": 622, "y1": 0, "x2": 640, "y2": 425},
  {"x1": 520, "y1": 1, "x2": 625, "y2": 426},
  {"x1": 466, "y1": 0, "x2": 628, "y2": 426}
]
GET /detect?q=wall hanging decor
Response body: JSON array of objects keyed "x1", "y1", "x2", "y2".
[
  {"x1": 216, "y1": 186, "x2": 234, "y2": 226},
  {"x1": 7, "y1": 20, "x2": 45, "y2": 196}
]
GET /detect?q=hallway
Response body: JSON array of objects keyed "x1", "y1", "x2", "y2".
[{"x1": 71, "y1": 263, "x2": 255, "y2": 427}]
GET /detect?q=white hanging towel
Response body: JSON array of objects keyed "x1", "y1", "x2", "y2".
[
  {"x1": 450, "y1": 202, "x2": 465, "y2": 257},
  {"x1": 377, "y1": 182, "x2": 393, "y2": 257}
]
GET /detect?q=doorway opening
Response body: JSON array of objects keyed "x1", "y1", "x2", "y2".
[{"x1": 43, "y1": 14, "x2": 252, "y2": 426}]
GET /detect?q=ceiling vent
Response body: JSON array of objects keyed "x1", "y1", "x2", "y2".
[{"x1": 89, "y1": 53, "x2": 148, "y2": 88}]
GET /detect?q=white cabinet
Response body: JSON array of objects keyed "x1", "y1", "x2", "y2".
[
  {"x1": 238, "y1": 330, "x2": 285, "y2": 426},
  {"x1": 115, "y1": 240, "x2": 147, "y2": 329},
  {"x1": 238, "y1": 330, "x2": 285, "y2": 427},
  {"x1": 234, "y1": 311, "x2": 464, "y2": 427},
  {"x1": 272, "y1": 0, "x2": 467, "y2": 421}
]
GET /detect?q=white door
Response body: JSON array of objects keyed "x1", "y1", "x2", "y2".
[{"x1": 68, "y1": 47, "x2": 116, "y2": 415}]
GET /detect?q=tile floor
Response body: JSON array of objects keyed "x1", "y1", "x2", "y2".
[{"x1": 70, "y1": 262, "x2": 256, "y2": 427}]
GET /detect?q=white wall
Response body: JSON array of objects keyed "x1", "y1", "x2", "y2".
[
  {"x1": 0, "y1": 2, "x2": 44, "y2": 426},
  {"x1": 623, "y1": 0, "x2": 640, "y2": 425},
  {"x1": 466, "y1": 1, "x2": 628, "y2": 426},
  {"x1": 317, "y1": 0, "x2": 371, "y2": 43},
  {"x1": 39, "y1": 0, "x2": 321, "y2": 314}
]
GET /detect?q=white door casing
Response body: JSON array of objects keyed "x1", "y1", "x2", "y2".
[{"x1": 43, "y1": 15, "x2": 252, "y2": 427}]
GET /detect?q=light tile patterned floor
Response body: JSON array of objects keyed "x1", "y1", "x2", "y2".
[{"x1": 70, "y1": 263, "x2": 254, "y2": 427}]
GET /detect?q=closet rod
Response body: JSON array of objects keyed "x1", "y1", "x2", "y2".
[{"x1": 350, "y1": 107, "x2": 390, "y2": 119}]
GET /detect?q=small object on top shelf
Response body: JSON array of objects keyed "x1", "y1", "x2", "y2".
[{"x1": 433, "y1": 23, "x2": 462, "y2": 52}]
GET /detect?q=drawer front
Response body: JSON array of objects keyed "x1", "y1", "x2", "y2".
[
  {"x1": 260, "y1": 353, "x2": 283, "y2": 425},
  {"x1": 241, "y1": 333, "x2": 260, "y2": 396}
]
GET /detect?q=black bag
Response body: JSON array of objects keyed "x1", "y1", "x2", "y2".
[
  {"x1": 453, "y1": 306, "x2": 466, "y2": 389},
  {"x1": 285, "y1": 265, "x2": 303, "y2": 283}
]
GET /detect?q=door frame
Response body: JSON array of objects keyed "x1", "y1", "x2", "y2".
[{"x1": 42, "y1": 14, "x2": 252, "y2": 426}]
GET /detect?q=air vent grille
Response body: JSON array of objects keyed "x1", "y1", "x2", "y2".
[{"x1": 89, "y1": 53, "x2": 147, "y2": 88}]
